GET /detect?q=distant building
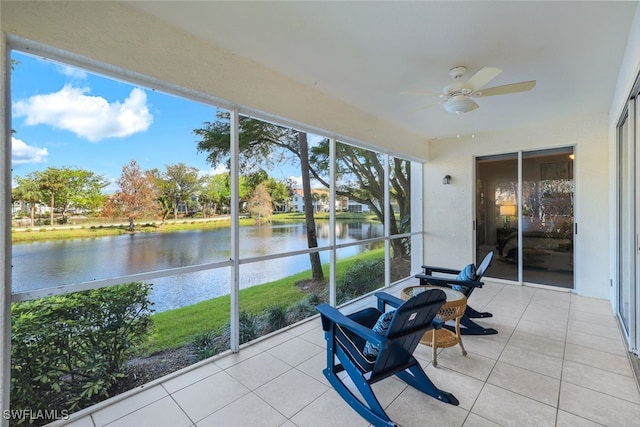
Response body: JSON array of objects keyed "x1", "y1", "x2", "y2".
[
  {"x1": 290, "y1": 188, "x2": 330, "y2": 213},
  {"x1": 290, "y1": 188, "x2": 373, "y2": 214}
]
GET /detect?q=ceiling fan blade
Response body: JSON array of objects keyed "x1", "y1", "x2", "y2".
[
  {"x1": 466, "y1": 67, "x2": 502, "y2": 90},
  {"x1": 476, "y1": 80, "x2": 536, "y2": 97}
]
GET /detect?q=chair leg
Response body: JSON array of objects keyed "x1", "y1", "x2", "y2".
[
  {"x1": 455, "y1": 316, "x2": 468, "y2": 357},
  {"x1": 395, "y1": 362, "x2": 459, "y2": 406},
  {"x1": 465, "y1": 305, "x2": 493, "y2": 318},
  {"x1": 431, "y1": 329, "x2": 438, "y2": 367},
  {"x1": 450, "y1": 315, "x2": 498, "y2": 335},
  {"x1": 460, "y1": 315, "x2": 498, "y2": 334},
  {"x1": 432, "y1": 346, "x2": 438, "y2": 367},
  {"x1": 325, "y1": 346, "x2": 396, "y2": 426}
]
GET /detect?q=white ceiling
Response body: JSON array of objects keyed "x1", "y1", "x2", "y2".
[{"x1": 125, "y1": 1, "x2": 637, "y2": 140}]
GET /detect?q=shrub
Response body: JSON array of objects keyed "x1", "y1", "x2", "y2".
[
  {"x1": 264, "y1": 305, "x2": 289, "y2": 332},
  {"x1": 190, "y1": 330, "x2": 227, "y2": 361},
  {"x1": 238, "y1": 311, "x2": 260, "y2": 344},
  {"x1": 11, "y1": 282, "x2": 153, "y2": 422},
  {"x1": 337, "y1": 258, "x2": 385, "y2": 304},
  {"x1": 287, "y1": 296, "x2": 321, "y2": 324}
]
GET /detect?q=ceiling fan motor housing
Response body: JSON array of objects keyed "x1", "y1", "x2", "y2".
[
  {"x1": 449, "y1": 66, "x2": 468, "y2": 79},
  {"x1": 443, "y1": 81, "x2": 466, "y2": 95}
]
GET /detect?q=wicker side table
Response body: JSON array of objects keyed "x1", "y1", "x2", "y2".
[{"x1": 401, "y1": 285, "x2": 468, "y2": 367}]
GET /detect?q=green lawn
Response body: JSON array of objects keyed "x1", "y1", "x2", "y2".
[{"x1": 146, "y1": 247, "x2": 385, "y2": 353}]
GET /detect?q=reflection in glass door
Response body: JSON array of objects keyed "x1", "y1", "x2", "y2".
[
  {"x1": 476, "y1": 148, "x2": 575, "y2": 288},
  {"x1": 476, "y1": 154, "x2": 518, "y2": 282},
  {"x1": 617, "y1": 99, "x2": 636, "y2": 350},
  {"x1": 521, "y1": 148, "x2": 574, "y2": 288}
]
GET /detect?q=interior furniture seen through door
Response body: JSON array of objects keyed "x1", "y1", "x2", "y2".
[{"x1": 476, "y1": 147, "x2": 575, "y2": 289}]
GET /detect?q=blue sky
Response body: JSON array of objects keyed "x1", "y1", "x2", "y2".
[{"x1": 10, "y1": 51, "x2": 302, "y2": 192}]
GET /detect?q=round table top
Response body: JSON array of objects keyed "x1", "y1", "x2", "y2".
[{"x1": 402, "y1": 285, "x2": 466, "y2": 302}]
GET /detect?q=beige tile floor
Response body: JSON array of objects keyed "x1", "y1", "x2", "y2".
[{"x1": 52, "y1": 280, "x2": 640, "y2": 427}]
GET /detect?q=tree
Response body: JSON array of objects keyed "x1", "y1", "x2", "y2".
[
  {"x1": 310, "y1": 142, "x2": 411, "y2": 259},
  {"x1": 110, "y1": 160, "x2": 158, "y2": 231},
  {"x1": 199, "y1": 172, "x2": 232, "y2": 216},
  {"x1": 195, "y1": 112, "x2": 413, "y2": 263},
  {"x1": 28, "y1": 167, "x2": 107, "y2": 225},
  {"x1": 247, "y1": 182, "x2": 272, "y2": 224},
  {"x1": 38, "y1": 167, "x2": 67, "y2": 225},
  {"x1": 147, "y1": 168, "x2": 172, "y2": 224},
  {"x1": 164, "y1": 163, "x2": 200, "y2": 219},
  {"x1": 13, "y1": 174, "x2": 43, "y2": 226},
  {"x1": 194, "y1": 112, "x2": 324, "y2": 280},
  {"x1": 263, "y1": 177, "x2": 290, "y2": 212},
  {"x1": 60, "y1": 168, "x2": 108, "y2": 219},
  {"x1": 298, "y1": 132, "x2": 323, "y2": 279}
]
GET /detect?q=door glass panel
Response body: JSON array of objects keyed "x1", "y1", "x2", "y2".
[
  {"x1": 522, "y1": 148, "x2": 574, "y2": 288},
  {"x1": 618, "y1": 111, "x2": 632, "y2": 332},
  {"x1": 476, "y1": 154, "x2": 518, "y2": 281}
]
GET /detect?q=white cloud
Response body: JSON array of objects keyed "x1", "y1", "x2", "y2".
[
  {"x1": 56, "y1": 64, "x2": 88, "y2": 80},
  {"x1": 13, "y1": 84, "x2": 153, "y2": 142},
  {"x1": 199, "y1": 164, "x2": 230, "y2": 178},
  {"x1": 11, "y1": 136, "x2": 48, "y2": 165}
]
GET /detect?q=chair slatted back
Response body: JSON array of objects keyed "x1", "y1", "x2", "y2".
[
  {"x1": 476, "y1": 251, "x2": 494, "y2": 279},
  {"x1": 371, "y1": 289, "x2": 446, "y2": 379}
]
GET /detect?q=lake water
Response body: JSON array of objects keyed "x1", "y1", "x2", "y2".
[{"x1": 12, "y1": 220, "x2": 383, "y2": 312}]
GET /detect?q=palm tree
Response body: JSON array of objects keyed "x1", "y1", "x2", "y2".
[{"x1": 14, "y1": 175, "x2": 43, "y2": 227}]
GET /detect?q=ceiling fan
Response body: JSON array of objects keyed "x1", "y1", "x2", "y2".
[{"x1": 403, "y1": 66, "x2": 536, "y2": 114}]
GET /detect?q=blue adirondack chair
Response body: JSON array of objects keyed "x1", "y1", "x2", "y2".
[
  {"x1": 415, "y1": 251, "x2": 497, "y2": 335},
  {"x1": 316, "y1": 289, "x2": 459, "y2": 427}
]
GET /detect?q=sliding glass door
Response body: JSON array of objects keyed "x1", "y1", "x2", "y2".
[
  {"x1": 521, "y1": 148, "x2": 574, "y2": 287},
  {"x1": 617, "y1": 95, "x2": 639, "y2": 355},
  {"x1": 476, "y1": 147, "x2": 575, "y2": 288},
  {"x1": 476, "y1": 154, "x2": 518, "y2": 282}
]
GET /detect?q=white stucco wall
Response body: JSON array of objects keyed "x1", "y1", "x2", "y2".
[
  {"x1": 0, "y1": 1, "x2": 429, "y2": 160},
  {"x1": 424, "y1": 113, "x2": 609, "y2": 299}
]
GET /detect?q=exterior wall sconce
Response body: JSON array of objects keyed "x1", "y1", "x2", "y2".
[{"x1": 443, "y1": 175, "x2": 451, "y2": 185}]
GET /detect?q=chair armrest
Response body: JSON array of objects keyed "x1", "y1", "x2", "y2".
[
  {"x1": 316, "y1": 304, "x2": 389, "y2": 346},
  {"x1": 415, "y1": 274, "x2": 484, "y2": 289},
  {"x1": 420, "y1": 265, "x2": 461, "y2": 275},
  {"x1": 374, "y1": 292, "x2": 405, "y2": 311}
]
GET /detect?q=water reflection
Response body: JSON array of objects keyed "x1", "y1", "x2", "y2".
[{"x1": 13, "y1": 220, "x2": 383, "y2": 311}]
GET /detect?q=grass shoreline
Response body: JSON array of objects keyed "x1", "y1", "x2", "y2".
[
  {"x1": 11, "y1": 212, "x2": 379, "y2": 243},
  {"x1": 146, "y1": 247, "x2": 384, "y2": 354}
]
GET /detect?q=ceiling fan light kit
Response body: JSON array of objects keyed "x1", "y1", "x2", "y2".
[{"x1": 444, "y1": 95, "x2": 478, "y2": 114}]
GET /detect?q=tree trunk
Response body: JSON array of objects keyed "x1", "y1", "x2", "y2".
[
  {"x1": 299, "y1": 132, "x2": 324, "y2": 280},
  {"x1": 30, "y1": 205, "x2": 35, "y2": 227},
  {"x1": 49, "y1": 194, "x2": 55, "y2": 225},
  {"x1": 128, "y1": 217, "x2": 135, "y2": 232}
]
